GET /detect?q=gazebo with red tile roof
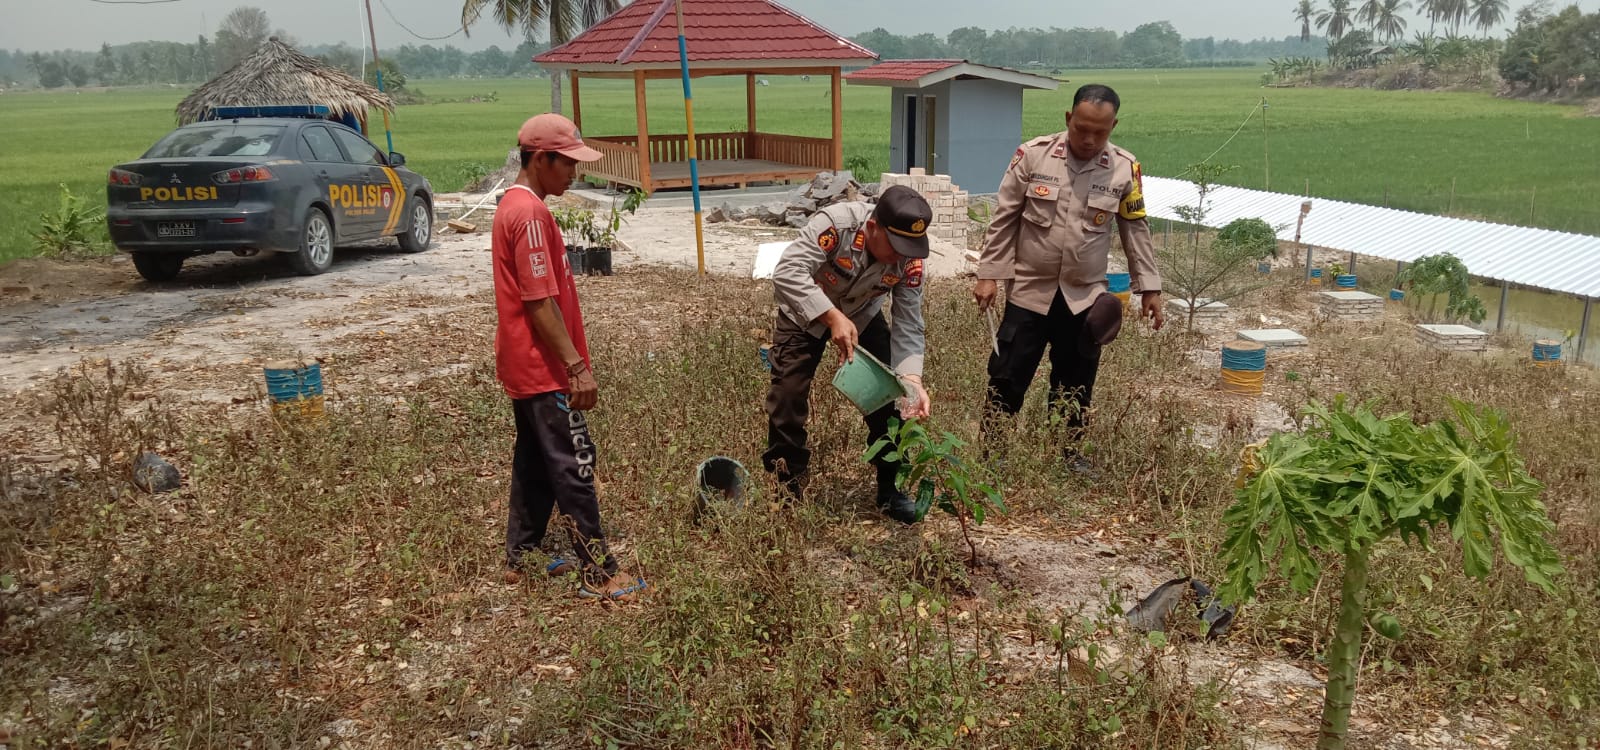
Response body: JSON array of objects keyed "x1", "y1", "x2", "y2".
[{"x1": 534, "y1": 0, "x2": 877, "y2": 193}]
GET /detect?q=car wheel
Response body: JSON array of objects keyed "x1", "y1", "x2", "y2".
[
  {"x1": 287, "y1": 208, "x2": 335, "y2": 276},
  {"x1": 397, "y1": 195, "x2": 431, "y2": 253},
  {"x1": 131, "y1": 252, "x2": 183, "y2": 282}
]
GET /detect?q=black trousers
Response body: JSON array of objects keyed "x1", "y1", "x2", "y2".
[
  {"x1": 762, "y1": 312, "x2": 899, "y2": 490},
  {"x1": 506, "y1": 392, "x2": 616, "y2": 580},
  {"x1": 984, "y1": 292, "x2": 1103, "y2": 438}
]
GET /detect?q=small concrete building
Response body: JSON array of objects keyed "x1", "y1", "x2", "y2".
[{"x1": 845, "y1": 60, "x2": 1059, "y2": 195}]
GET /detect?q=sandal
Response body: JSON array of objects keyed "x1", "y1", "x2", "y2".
[
  {"x1": 579, "y1": 573, "x2": 648, "y2": 602},
  {"x1": 545, "y1": 557, "x2": 578, "y2": 577}
]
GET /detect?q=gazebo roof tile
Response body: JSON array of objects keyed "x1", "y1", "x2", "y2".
[
  {"x1": 535, "y1": 0, "x2": 877, "y2": 67},
  {"x1": 842, "y1": 59, "x2": 963, "y2": 81}
]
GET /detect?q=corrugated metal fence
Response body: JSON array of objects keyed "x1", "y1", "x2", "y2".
[
  {"x1": 1143, "y1": 176, "x2": 1598, "y2": 362},
  {"x1": 1143, "y1": 176, "x2": 1600, "y2": 301}
]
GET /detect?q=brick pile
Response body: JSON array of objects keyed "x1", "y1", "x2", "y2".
[
  {"x1": 878, "y1": 168, "x2": 969, "y2": 248},
  {"x1": 1416, "y1": 324, "x2": 1489, "y2": 352},
  {"x1": 1316, "y1": 291, "x2": 1384, "y2": 322}
]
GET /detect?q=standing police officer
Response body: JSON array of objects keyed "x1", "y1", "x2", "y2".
[
  {"x1": 973, "y1": 84, "x2": 1165, "y2": 473},
  {"x1": 764, "y1": 185, "x2": 934, "y2": 523}
]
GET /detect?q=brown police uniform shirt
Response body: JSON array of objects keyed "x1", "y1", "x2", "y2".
[
  {"x1": 772, "y1": 202, "x2": 927, "y2": 377},
  {"x1": 977, "y1": 133, "x2": 1161, "y2": 316}
]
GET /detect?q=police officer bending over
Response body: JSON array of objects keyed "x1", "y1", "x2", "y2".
[
  {"x1": 763, "y1": 185, "x2": 934, "y2": 524},
  {"x1": 974, "y1": 84, "x2": 1165, "y2": 475}
]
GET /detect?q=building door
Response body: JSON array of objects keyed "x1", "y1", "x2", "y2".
[{"x1": 903, "y1": 94, "x2": 919, "y2": 172}]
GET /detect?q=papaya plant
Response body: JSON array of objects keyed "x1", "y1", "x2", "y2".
[
  {"x1": 1220, "y1": 396, "x2": 1563, "y2": 750},
  {"x1": 1396, "y1": 252, "x2": 1487, "y2": 324},
  {"x1": 866, "y1": 418, "x2": 1004, "y2": 566}
]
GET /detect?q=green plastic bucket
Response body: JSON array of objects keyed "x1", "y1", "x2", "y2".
[{"x1": 831, "y1": 348, "x2": 906, "y2": 415}]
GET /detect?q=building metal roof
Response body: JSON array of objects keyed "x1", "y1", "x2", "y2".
[
  {"x1": 1143, "y1": 176, "x2": 1600, "y2": 300},
  {"x1": 844, "y1": 59, "x2": 1059, "y2": 90},
  {"x1": 533, "y1": 0, "x2": 876, "y2": 70}
]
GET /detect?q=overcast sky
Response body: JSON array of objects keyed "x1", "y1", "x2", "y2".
[{"x1": 4, "y1": 0, "x2": 1594, "y2": 53}]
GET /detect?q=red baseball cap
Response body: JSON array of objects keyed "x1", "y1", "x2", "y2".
[{"x1": 517, "y1": 113, "x2": 603, "y2": 162}]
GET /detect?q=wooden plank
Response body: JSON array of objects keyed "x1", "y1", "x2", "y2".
[
  {"x1": 570, "y1": 72, "x2": 582, "y2": 131},
  {"x1": 746, "y1": 74, "x2": 757, "y2": 129},
  {"x1": 830, "y1": 67, "x2": 843, "y2": 171},
  {"x1": 634, "y1": 70, "x2": 652, "y2": 193},
  {"x1": 580, "y1": 138, "x2": 644, "y2": 187}
]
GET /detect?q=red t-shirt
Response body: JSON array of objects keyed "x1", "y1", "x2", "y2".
[{"x1": 491, "y1": 185, "x2": 589, "y2": 399}]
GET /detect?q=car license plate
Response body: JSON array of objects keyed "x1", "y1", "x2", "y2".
[{"x1": 157, "y1": 221, "x2": 196, "y2": 238}]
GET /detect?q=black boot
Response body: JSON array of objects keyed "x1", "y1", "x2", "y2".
[
  {"x1": 776, "y1": 471, "x2": 805, "y2": 506},
  {"x1": 1062, "y1": 447, "x2": 1101, "y2": 481},
  {"x1": 875, "y1": 464, "x2": 918, "y2": 524}
]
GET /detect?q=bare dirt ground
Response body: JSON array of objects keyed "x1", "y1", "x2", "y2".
[{"x1": 0, "y1": 199, "x2": 1511, "y2": 748}]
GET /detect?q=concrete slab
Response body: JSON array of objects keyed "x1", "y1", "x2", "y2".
[
  {"x1": 1416, "y1": 323, "x2": 1489, "y2": 352},
  {"x1": 1167, "y1": 298, "x2": 1230, "y2": 313},
  {"x1": 1237, "y1": 329, "x2": 1308, "y2": 347},
  {"x1": 1318, "y1": 291, "x2": 1383, "y2": 302},
  {"x1": 1417, "y1": 324, "x2": 1486, "y2": 336}
]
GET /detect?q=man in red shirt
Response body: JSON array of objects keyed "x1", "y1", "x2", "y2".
[{"x1": 492, "y1": 113, "x2": 645, "y2": 602}]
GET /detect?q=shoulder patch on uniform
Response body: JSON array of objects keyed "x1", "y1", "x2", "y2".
[
  {"x1": 1009, "y1": 147, "x2": 1024, "y2": 170},
  {"x1": 818, "y1": 226, "x2": 838, "y2": 253},
  {"x1": 904, "y1": 258, "x2": 924, "y2": 289},
  {"x1": 1120, "y1": 192, "x2": 1146, "y2": 221}
]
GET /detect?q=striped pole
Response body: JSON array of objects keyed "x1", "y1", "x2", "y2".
[
  {"x1": 363, "y1": 0, "x2": 395, "y2": 151},
  {"x1": 675, "y1": 0, "x2": 706, "y2": 277}
]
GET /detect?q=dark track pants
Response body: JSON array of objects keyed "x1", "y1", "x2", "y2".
[{"x1": 506, "y1": 392, "x2": 616, "y2": 581}]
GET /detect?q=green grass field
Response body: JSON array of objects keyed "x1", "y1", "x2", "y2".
[{"x1": 4, "y1": 68, "x2": 1599, "y2": 267}]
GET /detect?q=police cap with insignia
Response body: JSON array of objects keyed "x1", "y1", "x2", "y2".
[{"x1": 873, "y1": 185, "x2": 932, "y2": 259}]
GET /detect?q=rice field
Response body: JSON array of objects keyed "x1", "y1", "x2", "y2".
[{"x1": 2, "y1": 68, "x2": 1596, "y2": 345}]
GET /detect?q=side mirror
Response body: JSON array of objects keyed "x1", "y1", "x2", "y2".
[{"x1": 388, "y1": 152, "x2": 406, "y2": 167}]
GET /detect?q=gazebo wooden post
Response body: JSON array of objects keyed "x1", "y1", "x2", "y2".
[
  {"x1": 745, "y1": 73, "x2": 757, "y2": 157},
  {"x1": 569, "y1": 71, "x2": 583, "y2": 131},
  {"x1": 634, "y1": 69, "x2": 652, "y2": 192},
  {"x1": 830, "y1": 67, "x2": 843, "y2": 171}
]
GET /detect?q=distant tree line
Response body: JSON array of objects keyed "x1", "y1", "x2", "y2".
[
  {"x1": 0, "y1": 5, "x2": 549, "y2": 90},
  {"x1": 1499, "y1": 2, "x2": 1600, "y2": 95},
  {"x1": 849, "y1": 24, "x2": 1330, "y2": 68}
]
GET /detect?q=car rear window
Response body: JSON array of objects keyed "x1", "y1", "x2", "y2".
[{"x1": 145, "y1": 124, "x2": 285, "y2": 158}]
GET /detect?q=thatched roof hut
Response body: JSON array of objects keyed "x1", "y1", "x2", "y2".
[{"x1": 176, "y1": 37, "x2": 394, "y2": 133}]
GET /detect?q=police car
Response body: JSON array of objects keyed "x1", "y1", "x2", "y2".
[{"x1": 107, "y1": 105, "x2": 433, "y2": 282}]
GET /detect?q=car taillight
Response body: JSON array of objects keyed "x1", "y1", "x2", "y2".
[
  {"x1": 108, "y1": 168, "x2": 141, "y2": 186},
  {"x1": 212, "y1": 166, "x2": 275, "y2": 184}
]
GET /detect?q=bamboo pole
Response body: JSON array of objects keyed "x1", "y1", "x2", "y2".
[
  {"x1": 362, "y1": 0, "x2": 394, "y2": 152},
  {"x1": 675, "y1": 0, "x2": 706, "y2": 276}
]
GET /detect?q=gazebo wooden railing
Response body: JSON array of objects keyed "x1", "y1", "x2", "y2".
[{"x1": 583, "y1": 131, "x2": 834, "y2": 190}]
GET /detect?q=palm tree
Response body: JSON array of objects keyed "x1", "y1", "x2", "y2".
[
  {"x1": 1317, "y1": 0, "x2": 1356, "y2": 40},
  {"x1": 1296, "y1": 0, "x2": 1320, "y2": 43},
  {"x1": 1357, "y1": 0, "x2": 1382, "y2": 30},
  {"x1": 1418, "y1": 0, "x2": 1457, "y2": 34},
  {"x1": 1437, "y1": 0, "x2": 1471, "y2": 34},
  {"x1": 1373, "y1": 0, "x2": 1412, "y2": 42},
  {"x1": 461, "y1": 0, "x2": 621, "y2": 115},
  {"x1": 1469, "y1": 0, "x2": 1508, "y2": 36}
]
